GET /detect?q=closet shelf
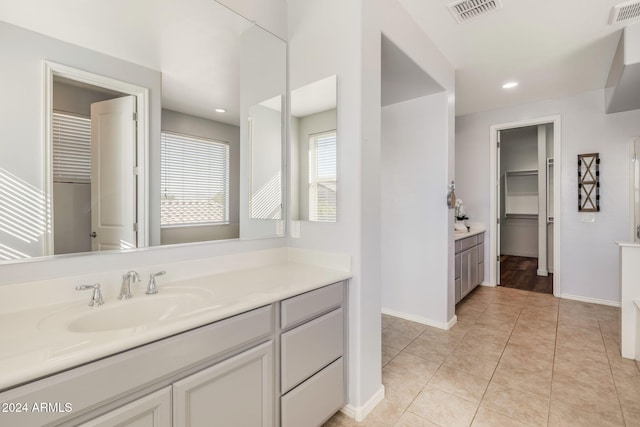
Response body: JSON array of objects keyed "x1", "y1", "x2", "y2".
[{"x1": 504, "y1": 169, "x2": 539, "y2": 216}]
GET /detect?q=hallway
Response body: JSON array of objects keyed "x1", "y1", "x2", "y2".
[{"x1": 325, "y1": 286, "x2": 639, "y2": 426}]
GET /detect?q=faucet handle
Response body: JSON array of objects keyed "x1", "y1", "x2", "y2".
[
  {"x1": 76, "y1": 283, "x2": 104, "y2": 307},
  {"x1": 146, "y1": 271, "x2": 166, "y2": 295}
]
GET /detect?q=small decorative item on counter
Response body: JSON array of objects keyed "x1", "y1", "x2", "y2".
[{"x1": 454, "y1": 199, "x2": 469, "y2": 232}]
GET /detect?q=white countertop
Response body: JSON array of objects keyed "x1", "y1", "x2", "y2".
[
  {"x1": 0, "y1": 261, "x2": 351, "y2": 391},
  {"x1": 454, "y1": 228, "x2": 486, "y2": 241}
]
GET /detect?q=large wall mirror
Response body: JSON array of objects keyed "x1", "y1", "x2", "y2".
[
  {"x1": 0, "y1": 0, "x2": 286, "y2": 263},
  {"x1": 290, "y1": 75, "x2": 338, "y2": 222}
]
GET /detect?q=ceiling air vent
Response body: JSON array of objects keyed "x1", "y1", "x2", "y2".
[
  {"x1": 448, "y1": 0, "x2": 503, "y2": 24},
  {"x1": 610, "y1": 1, "x2": 640, "y2": 25}
]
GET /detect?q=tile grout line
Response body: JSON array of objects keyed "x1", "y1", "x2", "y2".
[{"x1": 599, "y1": 317, "x2": 628, "y2": 426}]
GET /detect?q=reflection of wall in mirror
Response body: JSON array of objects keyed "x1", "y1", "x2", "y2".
[
  {"x1": 291, "y1": 109, "x2": 337, "y2": 221},
  {"x1": 239, "y1": 24, "x2": 286, "y2": 237},
  {"x1": 249, "y1": 103, "x2": 282, "y2": 220},
  {"x1": 160, "y1": 109, "x2": 240, "y2": 245},
  {"x1": 0, "y1": 21, "x2": 162, "y2": 260}
]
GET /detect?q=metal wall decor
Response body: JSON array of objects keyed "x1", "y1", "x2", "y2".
[{"x1": 578, "y1": 153, "x2": 600, "y2": 212}]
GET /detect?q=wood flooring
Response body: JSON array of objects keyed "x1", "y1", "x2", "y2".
[{"x1": 499, "y1": 255, "x2": 553, "y2": 294}]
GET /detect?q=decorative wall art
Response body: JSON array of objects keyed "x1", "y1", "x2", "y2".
[{"x1": 578, "y1": 153, "x2": 600, "y2": 212}]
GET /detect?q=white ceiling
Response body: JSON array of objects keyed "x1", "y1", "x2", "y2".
[
  {"x1": 397, "y1": 0, "x2": 637, "y2": 116},
  {"x1": 3, "y1": 0, "x2": 637, "y2": 120}
]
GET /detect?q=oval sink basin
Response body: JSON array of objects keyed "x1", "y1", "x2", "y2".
[{"x1": 39, "y1": 287, "x2": 216, "y2": 333}]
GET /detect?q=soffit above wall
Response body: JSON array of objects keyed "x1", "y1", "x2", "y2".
[{"x1": 381, "y1": 35, "x2": 444, "y2": 107}]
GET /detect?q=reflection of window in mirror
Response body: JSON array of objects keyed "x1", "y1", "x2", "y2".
[
  {"x1": 290, "y1": 75, "x2": 337, "y2": 223},
  {"x1": 308, "y1": 131, "x2": 337, "y2": 222},
  {"x1": 160, "y1": 132, "x2": 230, "y2": 233}
]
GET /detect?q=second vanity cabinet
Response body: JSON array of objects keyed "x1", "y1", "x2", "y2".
[
  {"x1": 279, "y1": 282, "x2": 346, "y2": 427},
  {"x1": 0, "y1": 281, "x2": 347, "y2": 427},
  {"x1": 455, "y1": 233, "x2": 485, "y2": 304}
]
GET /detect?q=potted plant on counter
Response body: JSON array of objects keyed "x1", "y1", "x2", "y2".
[{"x1": 454, "y1": 199, "x2": 469, "y2": 232}]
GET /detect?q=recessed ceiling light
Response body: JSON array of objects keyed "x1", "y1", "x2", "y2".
[
  {"x1": 502, "y1": 82, "x2": 518, "y2": 89},
  {"x1": 215, "y1": 108, "x2": 226, "y2": 113}
]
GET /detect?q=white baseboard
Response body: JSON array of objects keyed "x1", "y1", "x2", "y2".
[
  {"x1": 446, "y1": 315, "x2": 457, "y2": 329},
  {"x1": 341, "y1": 385, "x2": 385, "y2": 422},
  {"x1": 560, "y1": 293, "x2": 621, "y2": 308},
  {"x1": 480, "y1": 281, "x2": 496, "y2": 287},
  {"x1": 537, "y1": 269, "x2": 548, "y2": 276},
  {"x1": 381, "y1": 308, "x2": 452, "y2": 330}
]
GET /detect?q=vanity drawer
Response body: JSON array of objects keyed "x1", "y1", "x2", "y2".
[
  {"x1": 281, "y1": 282, "x2": 343, "y2": 330},
  {"x1": 477, "y1": 232, "x2": 485, "y2": 243},
  {"x1": 455, "y1": 240, "x2": 461, "y2": 253},
  {"x1": 281, "y1": 308, "x2": 343, "y2": 394},
  {"x1": 459, "y1": 235, "x2": 478, "y2": 252},
  {"x1": 281, "y1": 357, "x2": 344, "y2": 427}
]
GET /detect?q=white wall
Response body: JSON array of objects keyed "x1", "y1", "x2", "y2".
[
  {"x1": 381, "y1": 92, "x2": 450, "y2": 327},
  {"x1": 160, "y1": 109, "x2": 241, "y2": 244},
  {"x1": 288, "y1": 0, "x2": 455, "y2": 415},
  {"x1": 456, "y1": 88, "x2": 640, "y2": 303},
  {"x1": 288, "y1": 0, "x2": 379, "y2": 411},
  {"x1": 380, "y1": 0, "x2": 456, "y2": 324},
  {"x1": 500, "y1": 126, "x2": 539, "y2": 258}
]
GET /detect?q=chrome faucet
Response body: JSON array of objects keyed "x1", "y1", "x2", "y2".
[
  {"x1": 118, "y1": 270, "x2": 141, "y2": 300},
  {"x1": 76, "y1": 283, "x2": 104, "y2": 307},
  {"x1": 146, "y1": 271, "x2": 166, "y2": 294}
]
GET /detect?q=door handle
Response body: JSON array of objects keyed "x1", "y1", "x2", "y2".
[{"x1": 90, "y1": 232, "x2": 97, "y2": 238}]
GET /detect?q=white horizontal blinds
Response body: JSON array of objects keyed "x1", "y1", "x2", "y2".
[
  {"x1": 161, "y1": 131, "x2": 229, "y2": 226},
  {"x1": 309, "y1": 130, "x2": 337, "y2": 222},
  {"x1": 52, "y1": 111, "x2": 91, "y2": 184}
]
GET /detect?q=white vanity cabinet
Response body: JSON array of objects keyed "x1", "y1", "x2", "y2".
[
  {"x1": 279, "y1": 282, "x2": 347, "y2": 427},
  {"x1": 172, "y1": 341, "x2": 273, "y2": 427},
  {"x1": 78, "y1": 387, "x2": 172, "y2": 427},
  {"x1": 0, "y1": 306, "x2": 274, "y2": 427},
  {"x1": 455, "y1": 232, "x2": 485, "y2": 304},
  {"x1": 0, "y1": 281, "x2": 349, "y2": 427}
]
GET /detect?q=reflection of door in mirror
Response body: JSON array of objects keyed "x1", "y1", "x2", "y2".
[
  {"x1": 52, "y1": 78, "x2": 137, "y2": 255},
  {"x1": 290, "y1": 75, "x2": 338, "y2": 222}
]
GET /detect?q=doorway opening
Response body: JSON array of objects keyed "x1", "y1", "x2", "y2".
[
  {"x1": 490, "y1": 116, "x2": 561, "y2": 297},
  {"x1": 43, "y1": 62, "x2": 149, "y2": 255}
]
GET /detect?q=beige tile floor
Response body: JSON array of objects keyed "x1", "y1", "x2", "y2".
[{"x1": 324, "y1": 286, "x2": 640, "y2": 426}]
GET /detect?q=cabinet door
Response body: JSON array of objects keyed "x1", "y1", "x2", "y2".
[
  {"x1": 173, "y1": 341, "x2": 273, "y2": 427},
  {"x1": 460, "y1": 247, "x2": 478, "y2": 299},
  {"x1": 79, "y1": 387, "x2": 171, "y2": 427}
]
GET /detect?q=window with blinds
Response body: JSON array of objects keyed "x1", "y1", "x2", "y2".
[
  {"x1": 161, "y1": 131, "x2": 229, "y2": 226},
  {"x1": 52, "y1": 112, "x2": 91, "y2": 184},
  {"x1": 309, "y1": 130, "x2": 337, "y2": 222}
]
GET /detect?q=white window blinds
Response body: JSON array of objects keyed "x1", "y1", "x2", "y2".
[
  {"x1": 161, "y1": 131, "x2": 229, "y2": 226},
  {"x1": 309, "y1": 131, "x2": 337, "y2": 222},
  {"x1": 52, "y1": 112, "x2": 91, "y2": 184}
]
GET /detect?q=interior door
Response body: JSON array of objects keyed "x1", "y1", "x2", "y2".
[
  {"x1": 90, "y1": 96, "x2": 137, "y2": 251},
  {"x1": 496, "y1": 130, "x2": 502, "y2": 284}
]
